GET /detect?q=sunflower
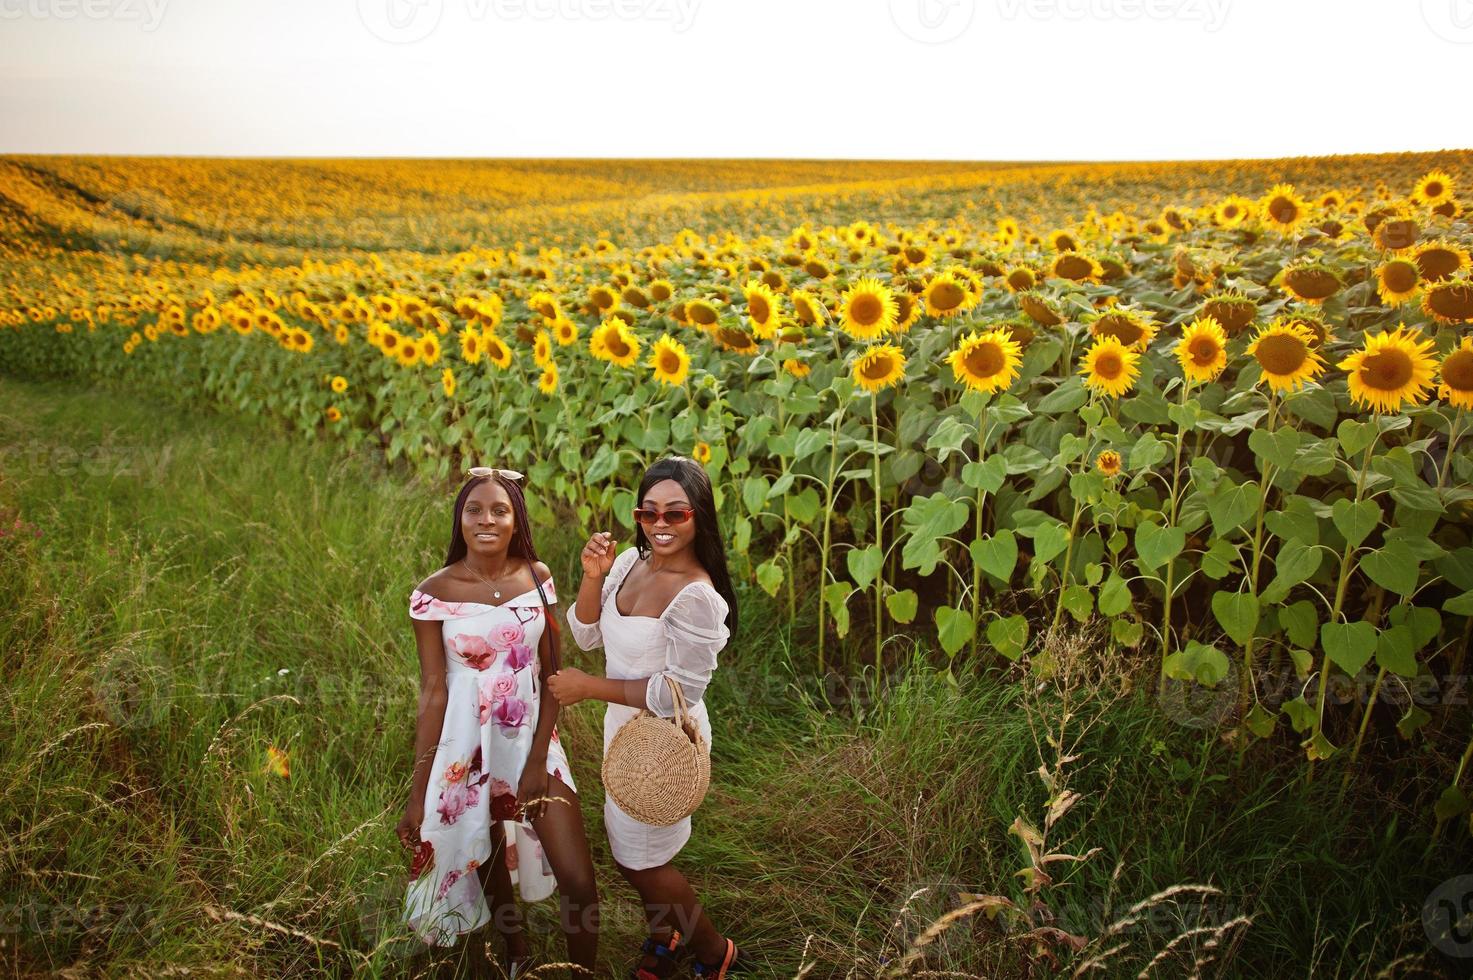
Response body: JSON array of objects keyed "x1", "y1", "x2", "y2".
[
  {"x1": 1078, "y1": 336, "x2": 1140, "y2": 398},
  {"x1": 325, "y1": 406, "x2": 342, "y2": 423},
  {"x1": 484, "y1": 333, "x2": 512, "y2": 370},
  {"x1": 921, "y1": 271, "x2": 970, "y2": 318},
  {"x1": 1438, "y1": 336, "x2": 1473, "y2": 410},
  {"x1": 1375, "y1": 258, "x2": 1421, "y2": 306},
  {"x1": 592, "y1": 318, "x2": 640, "y2": 368},
  {"x1": 528, "y1": 290, "x2": 561, "y2": 322},
  {"x1": 587, "y1": 284, "x2": 619, "y2": 315},
  {"x1": 441, "y1": 368, "x2": 456, "y2": 398},
  {"x1": 649, "y1": 279, "x2": 674, "y2": 303},
  {"x1": 538, "y1": 361, "x2": 558, "y2": 395},
  {"x1": 1214, "y1": 196, "x2": 1254, "y2": 227},
  {"x1": 1095, "y1": 450, "x2": 1122, "y2": 477},
  {"x1": 418, "y1": 331, "x2": 442, "y2": 365},
  {"x1": 622, "y1": 286, "x2": 651, "y2": 310},
  {"x1": 330, "y1": 375, "x2": 349, "y2": 394},
  {"x1": 1200, "y1": 291, "x2": 1258, "y2": 336},
  {"x1": 1413, "y1": 170, "x2": 1456, "y2": 207},
  {"x1": 692, "y1": 441, "x2": 712, "y2": 464},
  {"x1": 1338, "y1": 325, "x2": 1438, "y2": 414},
  {"x1": 395, "y1": 340, "x2": 422, "y2": 368},
  {"x1": 1278, "y1": 262, "x2": 1343, "y2": 304},
  {"x1": 1050, "y1": 251, "x2": 1103, "y2": 284},
  {"x1": 852, "y1": 343, "x2": 907, "y2": 393},
  {"x1": 532, "y1": 329, "x2": 552, "y2": 367},
  {"x1": 1003, "y1": 266, "x2": 1038, "y2": 293},
  {"x1": 742, "y1": 280, "x2": 782, "y2": 339},
  {"x1": 1049, "y1": 230, "x2": 1079, "y2": 252},
  {"x1": 1413, "y1": 240, "x2": 1470, "y2": 282},
  {"x1": 948, "y1": 328, "x2": 1022, "y2": 394},
  {"x1": 1371, "y1": 217, "x2": 1419, "y2": 252},
  {"x1": 782, "y1": 358, "x2": 811, "y2": 378},
  {"x1": 1176, "y1": 316, "x2": 1228, "y2": 383},
  {"x1": 551, "y1": 317, "x2": 578, "y2": 346},
  {"x1": 892, "y1": 291, "x2": 922, "y2": 333},
  {"x1": 650, "y1": 334, "x2": 690, "y2": 386},
  {"x1": 686, "y1": 299, "x2": 720, "y2": 327},
  {"x1": 712, "y1": 325, "x2": 759, "y2": 355},
  {"x1": 1246, "y1": 320, "x2": 1325, "y2": 393},
  {"x1": 837, "y1": 277, "x2": 899, "y2": 339},
  {"x1": 791, "y1": 288, "x2": 826, "y2": 326},
  {"x1": 1423, "y1": 279, "x2": 1473, "y2": 324},
  {"x1": 1260, "y1": 183, "x2": 1306, "y2": 233},
  {"x1": 1018, "y1": 291, "x2": 1063, "y2": 327},
  {"x1": 1088, "y1": 309, "x2": 1159, "y2": 352}
]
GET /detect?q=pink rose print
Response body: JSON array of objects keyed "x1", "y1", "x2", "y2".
[
  {"x1": 492, "y1": 696, "x2": 528, "y2": 737},
  {"x1": 489, "y1": 777, "x2": 512, "y2": 797},
  {"x1": 505, "y1": 641, "x2": 534, "y2": 672},
  {"x1": 448, "y1": 633, "x2": 497, "y2": 671},
  {"x1": 489, "y1": 621, "x2": 525, "y2": 650},
  {"x1": 436, "y1": 868, "x2": 463, "y2": 901},
  {"x1": 436, "y1": 779, "x2": 480, "y2": 825},
  {"x1": 477, "y1": 671, "x2": 517, "y2": 724}
]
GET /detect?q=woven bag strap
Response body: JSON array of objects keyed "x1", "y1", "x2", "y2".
[{"x1": 661, "y1": 673, "x2": 694, "y2": 733}]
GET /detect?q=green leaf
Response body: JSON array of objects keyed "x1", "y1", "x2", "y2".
[
  {"x1": 1278, "y1": 601, "x2": 1319, "y2": 649},
  {"x1": 1321, "y1": 621, "x2": 1377, "y2": 675},
  {"x1": 935, "y1": 605, "x2": 975, "y2": 656},
  {"x1": 1061, "y1": 585, "x2": 1093, "y2": 622},
  {"x1": 1434, "y1": 786, "x2": 1471, "y2": 822},
  {"x1": 784, "y1": 488, "x2": 821, "y2": 524},
  {"x1": 1128, "y1": 432, "x2": 1168, "y2": 470},
  {"x1": 742, "y1": 475, "x2": 770, "y2": 515},
  {"x1": 1211, "y1": 591, "x2": 1259, "y2": 646},
  {"x1": 986, "y1": 614, "x2": 1029, "y2": 661},
  {"x1": 1443, "y1": 589, "x2": 1473, "y2": 616},
  {"x1": 1097, "y1": 574, "x2": 1132, "y2": 616},
  {"x1": 824, "y1": 581, "x2": 851, "y2": 638},
  {"x1": 1023, "y1": 520, "x2": 1070, "y2": 565},
  {"x1": 1282, "y1": 696, "x2": 1317, "y2": 733},
  {"x1": 885, "y1": 589, "x2": 918, "y2": 624},
  {"x1": 1206, "y1": 480, "x2": 1260, "y2": 538},
  {"x1": 926, "y1": 417, "x2": 974, "y2": 463},
  {"x1": 1134, "y1": 522, "x2": 1186, "y2": 572},
  {"x1": 962, "y1": 455, "x2": 1008, "y2": 493},
  {"x1": 1249, "y1": 425, "x2": 1302, "y2": 471},
  {"x1": 1388, "y1": 604, "x2": 1441, "y2": 649},
  {"x1": 1337, "y1": 418, "x2": 1375, "y2": 457},
  {"x1": 1375, "y1": 624, "x2": 1418, "y2": 677},
  {"x1": 1112, "y1": 617, "x2": 1144, "y2": 647},
  {"x1": 1162, "y1": 640, "x2": 1229, "y2": 685},
  {"x1": 1244, "y1": 703, "x2": 1277, "y2": 739},
  {"x1": 970, "y1": 530, "x2": 1018, "y2": 582},
  {"x1": 1201, "y1": 538, "x2": 1240, "y2": 580},
  {"x1": 846, "y1": 545, "x2": 884, "y2": 589},
  {"x1": 1303, "y1": 730, "x2": 1337, "y2": 762},
  {"x1": 901, "y1": 493, "x2": 970, "y2": 575},
  {"x1": 755, "y1": 561, "x2": 783, "y2": 597},
  {"x1": 1265, "y1": 543, "x2": 1322, "y2": 599},
  {"x1": 1360, "y1": 548, "x2": 1420, "y2": 597},
  {"x1": 1397, "y1": 705, "x2": 1431, "y2": 739},
  {"x1": 1331, "y1": 498, "x2": 1379, "y2": 549},
  {"x1": 1036, "y1": 379, "x2": 1087, "y2": 414}
]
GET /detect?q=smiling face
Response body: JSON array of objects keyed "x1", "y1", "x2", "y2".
[
  {"x1": 461, "y1": 479, "x2": 515, "y2": 557},
  {"x1": 641, "y1": 478, "x2": 696, "y2": 555}
]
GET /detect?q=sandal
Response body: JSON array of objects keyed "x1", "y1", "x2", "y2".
[
  {"x1": 629, "y1": 929, "x2": 689, "y2": 980},
  {"x1": 690, "y1": 937, "x2": 750, "y2": 978}
]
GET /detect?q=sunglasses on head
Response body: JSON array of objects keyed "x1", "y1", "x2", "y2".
[{"x1": 632, "y1": 506, "x2": 695, "y2": 526}]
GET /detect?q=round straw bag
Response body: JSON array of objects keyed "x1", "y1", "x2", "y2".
[{"x1": 602, "y1": 674, "x2": 710, "y2": 826}]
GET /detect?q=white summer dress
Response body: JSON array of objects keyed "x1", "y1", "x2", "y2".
[
  {"x1": 401, "y1": 578, "x2": 577, "y2": 947},
  {"x1": 565, "y1": 546, "x2": 731, "y2": 870}
]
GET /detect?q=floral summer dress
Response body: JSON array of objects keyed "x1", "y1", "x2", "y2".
[
  {"x1": 401, "y1": 578, "x2": 577, "y2": 947},
  {"x1": 565, "y1": 547, "x2": 730, "y2": 871}
]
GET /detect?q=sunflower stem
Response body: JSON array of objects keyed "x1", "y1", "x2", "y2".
[
  {"x1": 1439, "y1": 409, "x2": 1465, "y2": 491},
  {"x1": 970, "y1": 400, "x2": 991, "y2": 662},
  {"x1": 1307, "y1": 424, "x2": 1380, "y2": 783},
  {"x1": 871, "y1": 393, "x2": 883, "y2": 680},
  {"x1": 1161, "y1": 380, "x2": 1191, "y2": 680},
  {"x1": 1238, "y1": 392, "x2": 1279, "y2": 719}
]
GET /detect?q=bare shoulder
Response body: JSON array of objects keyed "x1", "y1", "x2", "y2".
[
  {"x1": 415, "y1": 566, "x2": 459, "y2": 598},
  {"x1": 531, "y1": 559, "x2": 553, "y2": 584}
]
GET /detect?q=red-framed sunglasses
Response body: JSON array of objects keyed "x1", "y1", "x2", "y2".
[{"x1": 632, "y1": 507, "x2": 696, "y2": 526}]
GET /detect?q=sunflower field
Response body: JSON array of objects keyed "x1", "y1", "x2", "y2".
[{"x1": 3, "y1": 150, "x2": 1472, "y2": 794}]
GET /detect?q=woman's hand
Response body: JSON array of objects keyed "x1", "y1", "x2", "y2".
[
  {"x1": 396, "y1": 797, "x2": 425, "y2": 851},
  {"x1": 517, "y1": 764, "x2": 552, "y2": 822},
  {"x1": 580, "y1": 531, "x2": 618, "y2": 578},
  {"x1": 547, "y1": 667, "x2": 591, "y2": 707}
]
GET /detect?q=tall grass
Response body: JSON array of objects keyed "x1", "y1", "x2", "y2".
[{"x1": 0, "y1": 376, "x2": 1463, "y2": 978}]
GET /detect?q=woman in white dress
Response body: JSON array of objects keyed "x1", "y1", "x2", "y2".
[
  {"x1": 548, "y1": 456, "x2": 751, "y2": 979},
  {"x1": 397, "y1": 466, "x2": 600, "y2": 977}
]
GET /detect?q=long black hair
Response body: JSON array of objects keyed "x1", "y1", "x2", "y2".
[
  {"x1": 442, "y1": 471, "x2": 561, "y2": 663},
  {"x1": 633, "y1": 455, "x2": 739, "y2": 638}
]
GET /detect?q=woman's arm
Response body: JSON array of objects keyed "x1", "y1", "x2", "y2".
[
  {"x1": 524, "y1": 563, "x2": 559, "y2": 769},
  {"x1": 566, "y1": 531, "x2": 618, "y2": 649}
]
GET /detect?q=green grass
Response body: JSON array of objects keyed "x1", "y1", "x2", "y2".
[{"x1": 0, "y1": 375, "x2": 1464, "y2": 978}]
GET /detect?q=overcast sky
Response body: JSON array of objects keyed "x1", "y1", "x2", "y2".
[{"x1": 2, "y1": 0, "x2": 1470, "y2": 159}]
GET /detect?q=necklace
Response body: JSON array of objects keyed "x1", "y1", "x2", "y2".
[{"x1": 462, "y1": 558, "x2": 511, "y2": 600}]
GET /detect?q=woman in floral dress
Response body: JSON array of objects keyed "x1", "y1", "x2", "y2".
[
  {"x1": 397, "y1": 466, "x2": 599, "y2": 976},
  {"x1": 548, "y1": 456, "x2": 751, "y2": 978}
]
